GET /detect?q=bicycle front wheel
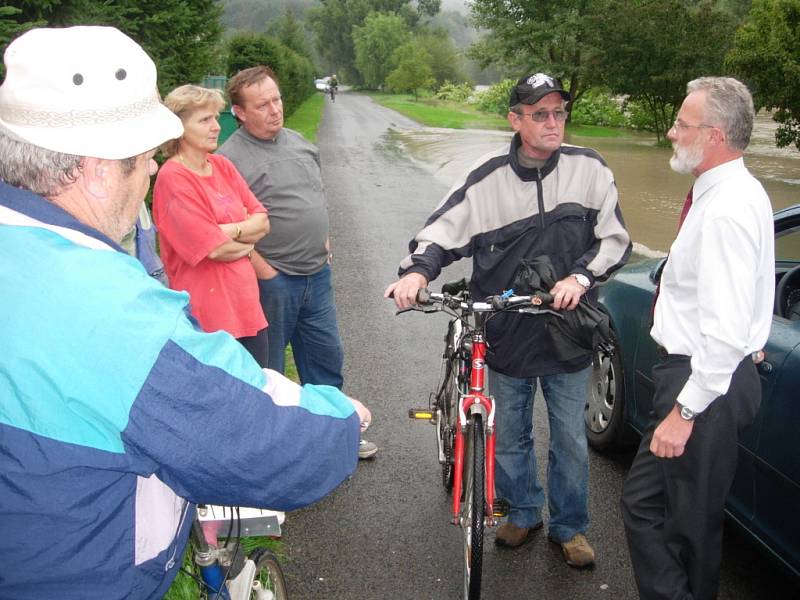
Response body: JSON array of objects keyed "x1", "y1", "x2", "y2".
[
  {"x1": 462, "y1": 414, "x2": 485, "y2": 600},
  {"x1": 250, "y1": 548, "x2": 288, "y2": 600},
  {"x1": 438, "y1": 357, "x2": 459, "y2": 491}
]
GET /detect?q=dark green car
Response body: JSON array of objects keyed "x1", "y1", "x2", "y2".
[{"x1": 586, "y1": 204, "x2": 800, "y2": 580}]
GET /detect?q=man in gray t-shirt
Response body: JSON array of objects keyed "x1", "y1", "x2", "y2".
[{"x1": 218, "y1": 66, "x2": 377, "y2": 459}]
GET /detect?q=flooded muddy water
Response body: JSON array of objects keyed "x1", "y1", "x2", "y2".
[{"x1": 389, "y1": 113, "x2": 800, "y2": 255}]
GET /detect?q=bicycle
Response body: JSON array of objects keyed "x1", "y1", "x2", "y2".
[
  {"x1": 180, "y1": 504, "x2": 289, "y2": 600},
  {"x1": 405, "y1": 280, "x2": 559, "y2": 600},
  {"x1": 328, "y1": 86, "x2": 337, "y2": 102}
]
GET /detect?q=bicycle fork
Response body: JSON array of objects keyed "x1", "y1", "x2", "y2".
[{"x1": 451, "y1": 338, "x2": 501, "y2": 527}]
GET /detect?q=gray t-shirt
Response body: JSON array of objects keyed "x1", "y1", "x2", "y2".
[{"x1": 217, "y1": 127, "x2": 329, "y2": 275}]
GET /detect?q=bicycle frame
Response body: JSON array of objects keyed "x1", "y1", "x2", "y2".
[
  {"x1": 405, "y1": 285, "x2": 559, "y2": 600},
  {"x1": 450, "y1": 327, "x2": 497, "y2": 528}
]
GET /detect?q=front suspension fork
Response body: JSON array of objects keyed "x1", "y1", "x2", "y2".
[{"x1": 451, "y1": 393, "x2": 496, "y2": 527}]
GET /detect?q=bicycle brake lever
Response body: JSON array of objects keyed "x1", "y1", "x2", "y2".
[{"x1": 396, "y1": 305, "x2": 439, "y2": 316}]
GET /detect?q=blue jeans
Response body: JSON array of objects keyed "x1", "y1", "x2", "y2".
[
  {"x1": 257, "y1": 264, "x2": 344, "y2": 389},
  {"x1": 490, "y1": 366, "x2": 591, "y2": 542}
]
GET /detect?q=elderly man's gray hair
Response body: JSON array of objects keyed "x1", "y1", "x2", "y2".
[
  {"x1": 0, "y1": 132, "x2": 136, "y2": 198},
  {"x1": 687, "y1": 76, "x2": 754, "y2": 152}
]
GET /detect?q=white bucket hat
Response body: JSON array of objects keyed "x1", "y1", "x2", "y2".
[{"x1": 0, "y1": 26, "x2": 183, "y2": 160}]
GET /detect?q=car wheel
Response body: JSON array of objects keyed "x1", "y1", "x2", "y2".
[{"x1": 585, "y1": 337, "x2": 626, "y2": 451}]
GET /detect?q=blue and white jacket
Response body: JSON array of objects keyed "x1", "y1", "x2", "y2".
[{"x1": 0, "y1": 182, "x2": 360, "y2": 599}]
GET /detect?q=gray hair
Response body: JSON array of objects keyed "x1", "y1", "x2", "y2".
[
  {"x1": 0, "y1": 132, "x2": 137, "y2": 198},
  {"x1": 687, "y1": 76, "x2": 754, "y2": 151}
]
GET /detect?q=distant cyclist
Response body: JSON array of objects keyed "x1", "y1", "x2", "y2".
[{"x1": 329, "y1": 73, "x2": 339, "y2": 102}]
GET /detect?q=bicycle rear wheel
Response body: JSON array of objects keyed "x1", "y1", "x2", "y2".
[
  {"x1": 462, "y1": 414, "x2": 485, "y2": 600},
  {"x1": 250, "y1": 548, "x2": 288, "y2": 600}
]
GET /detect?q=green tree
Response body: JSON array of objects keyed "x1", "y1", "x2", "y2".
[
  {"x1": 268, "y1": 7, "x2": 313, "y2": 61},
  {"x1": 589, "y1": 0, "x2": 737, "y2": 142},
  {"x1": 307, "y1": 0, "x2": 439, "y2": 85},
  {"x1": 112, "y1": 0, "x2": 224, "y2": 94},
  {"x1": 726, "y1": 0, "x2": 800, "y2": 149},
  {"x1": 416, "y1": 29, "x2": 469, "y2": 88},
  {"x1": 466, "y1": 0, "x2": 595, "y2": 105},
  {"x1": 0, "y1": 0, "x2": 223, "y2": 94},
  {"x1": 386, "y1": 41, "x2": 435, "y2": 99},
  {"x1": 227, "y1": 32, "x2": 288, "y2": 78},
  {"x1": 352, "y1": 11, "x2": 411, "y2": 88}
]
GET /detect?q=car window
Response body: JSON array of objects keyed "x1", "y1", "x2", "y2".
[{"x1": 775, "y1": 226, "x2": 800, "y2": 263}]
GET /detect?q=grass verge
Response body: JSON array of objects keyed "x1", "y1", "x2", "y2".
[
  {"x1": 367, "y1": 92, "x2": 633, "y2": 138},
  {"x1": 368, "y1": 92, "x2": 508, "y2": 130},
  {"x1": 285, "y1": 92, "x2": 325, "y2": 143}
]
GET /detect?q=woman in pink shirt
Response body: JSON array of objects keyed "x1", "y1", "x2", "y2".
[{"x1": 153, "y1": 85, "x2": 271, "y2": 366}]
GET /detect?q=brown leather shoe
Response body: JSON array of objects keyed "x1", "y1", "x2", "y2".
[
  {"x1": 549, "y1": 533, "x2": 595, "y2": 568},
  {"x1": 494, "y1": 520, "x2": 543, "y2": 548}
]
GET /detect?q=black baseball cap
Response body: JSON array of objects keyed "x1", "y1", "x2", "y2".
[{"x1": 509, "y1": 73, "x2": 571, "y2": 108}]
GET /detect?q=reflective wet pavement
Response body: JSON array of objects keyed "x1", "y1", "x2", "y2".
[
  {"x1": 388, "y1": 113, "x2": 800, "y2": 256},
  {"x1": 280, "y1": 91, "x2": 799, "y2": 600}
]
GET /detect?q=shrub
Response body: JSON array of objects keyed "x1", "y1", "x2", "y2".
[
  {"x1": 434, "y1": 81, "x2": 474, "y2": 103},
  {"x1": 474, "y1": 78, "x2": 516, "y2": 115},
  {"x1": 225, "y1": 32, "x2": 315, "y2": 117},
  {"x1": 570, "y1": 88, "x2": 629, "y2": 127},
  {"x1": 624, "y1": 98, "x2": 677, "y2": 133}
]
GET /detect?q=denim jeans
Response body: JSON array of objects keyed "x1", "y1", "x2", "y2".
[
  {"x1": 257, "y1": 264, "x2": 344, "y2": 389},
  {"x1": 489, "y1": 366, "x2": 591, "y2": 542}
]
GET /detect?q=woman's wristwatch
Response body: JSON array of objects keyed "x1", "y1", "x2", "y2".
[{"x1": 233, "y1": 224, "x2": 242, "y2": 240}]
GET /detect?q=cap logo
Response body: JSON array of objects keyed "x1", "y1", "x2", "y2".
[{"x1": 527, "y1": 73, "x2": 555, "y2": 88}]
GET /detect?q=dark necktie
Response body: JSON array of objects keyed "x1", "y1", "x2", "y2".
[{"x1": 678, "y1": 187, "x2": 694, "y2": 229}]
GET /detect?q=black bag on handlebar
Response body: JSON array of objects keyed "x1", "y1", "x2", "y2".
[{"x1": 513, "y1": 256, "x2": 613, "y2": 362}]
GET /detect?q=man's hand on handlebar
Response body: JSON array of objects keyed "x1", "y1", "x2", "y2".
[
  {"x1": 384, "y1": 272, "x2": 429, "y2": 310},
  {"x1": 549, "y1": 275, "x2": 586, "y2": 311}
]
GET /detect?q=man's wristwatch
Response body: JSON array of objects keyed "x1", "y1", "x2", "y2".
[
  {"x1": 677, "y1": 403, "x2": 697, "y2": 421},
  {"x1": 572, "y1": 273, "x2": 591, "y2": 289}
]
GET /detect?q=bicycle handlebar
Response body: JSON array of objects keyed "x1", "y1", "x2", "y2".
[{"x1": 415, "y1": 288, "x2": 555, "y2": 312}]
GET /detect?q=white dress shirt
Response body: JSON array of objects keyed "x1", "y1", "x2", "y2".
[{"x1": 652, "y1": 158, "x2": 774, "y2": 414}]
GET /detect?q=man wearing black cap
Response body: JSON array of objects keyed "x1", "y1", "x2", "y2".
[{"x1": 385, "y1": 72, "x2": 631, "y2": 568}]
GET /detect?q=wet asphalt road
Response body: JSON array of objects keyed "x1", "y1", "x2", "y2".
[{"x1": 279, "y1": 91, "x2": 799, "y2": 600}]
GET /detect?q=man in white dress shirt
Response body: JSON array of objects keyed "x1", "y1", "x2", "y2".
[{"x1": 621, "y1": 77, "x2": 774, "y2": 600}]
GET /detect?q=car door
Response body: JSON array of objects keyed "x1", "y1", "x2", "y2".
[
  {"x1": 747, "y1": 213, "x2": 800, "y2": 578},
  {"x1": 750, "y1": 325, "x2": 800, "y2": 577}
]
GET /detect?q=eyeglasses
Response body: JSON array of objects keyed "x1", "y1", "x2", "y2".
[
  {"x1": 670, "y1": 119, "x2": 715, "y2": 132},
  {"x1": 517, "y1": 109, "x2": 569, "y2": 123}
]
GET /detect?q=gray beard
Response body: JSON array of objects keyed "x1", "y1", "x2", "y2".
[{"x1": 669, "y1": 141, "x2": 703, "y2": 174}]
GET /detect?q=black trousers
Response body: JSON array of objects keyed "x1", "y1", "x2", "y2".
[{"x1": 621, "y1": 355, "x2": 760, "y2": 600}]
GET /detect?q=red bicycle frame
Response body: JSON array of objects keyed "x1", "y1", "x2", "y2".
[{"x1": 450, "y1": 331, "x2": 497, "y2": 527}]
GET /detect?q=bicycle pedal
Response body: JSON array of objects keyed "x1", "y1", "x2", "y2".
[
  {"x1": 408, "y1": 408, "x2": 434, "y2": 420},
  {"x1": 492, "y1": 498, "x2": 510, "y2": 518}
]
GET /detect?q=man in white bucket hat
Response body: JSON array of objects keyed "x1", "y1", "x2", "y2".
[{"x1": 0, "y1": 26, "x2": 369, "y2": 600}]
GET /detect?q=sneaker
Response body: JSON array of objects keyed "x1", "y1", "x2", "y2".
[
  {"x1": 549, "y1": 533, "x2": 595, "y2": 568},
  {"x1": 358, "y1": 438, "x2": 378, "y2": 459},
  {"x1": 494, "y1": 520, "x2": 543, "y2": 548}
]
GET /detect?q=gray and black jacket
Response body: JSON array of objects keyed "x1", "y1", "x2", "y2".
[{"x1": 398, "y1": 134, "x2": 632, "y2": 377}]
